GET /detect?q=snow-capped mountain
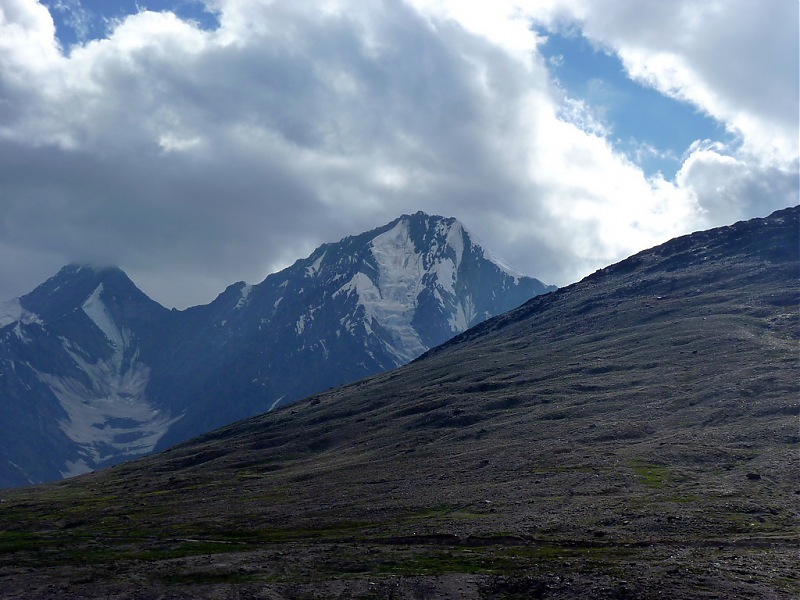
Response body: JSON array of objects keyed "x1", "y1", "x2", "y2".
[
  {"x1": 0, "y1": 212, "x2": 554, "y2": 487},
  {"x1": 0, "y1": 265, "x2": 173, "y2": 485}
]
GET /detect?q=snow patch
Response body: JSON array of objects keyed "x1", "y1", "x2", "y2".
[
  {"x1": 12, "y1": 322, "x2": 31, "y2": 343},
  {"x1": 431, "y1": 257, "x2": 458, "y2": 295},
  {"x1": 305, "y1": 249, "x2": 327, "y2": 277},
  {"x1": 36, "y1": 331, "x2": 182, "y2": 477},
  {"x1": 6, "y1": 461, "x2": 36, "y2": 486},
  {"x1": 336, "y1": 268, "x2": 421, "y2": 361},
  {"x1": 0, "y1": 298, "x2": 24, "y2": 328},
  {"x1": 444, "y1": 220, "x2": 465, "y2": 268},
  {"x1": 296, "y1": 314, "x2": 307, "y2": 335},
  {"x1": 365, "y1": 221, "x2": 428, "y2": 362},
  {"x1": 0, "y1": 298, "x2": 42, "y2": 328},
  {"x1": 449, "y1": 294, "x2": 477, "y2": 332},
  {"x1": 268, "y1": 394, "x2": 286, "y2": 412},
  {"x1": 481, "y1": 244, "x2": 524, "y2": 280},
  {"x1": 235, "y1": 283, "x2": 253, "y2": 309},
  {"x1": 330, "y1": 218, "x2": 493, "y2": 362},
  {"x1": 61, "y1": 459, "x2": 91, "y2": 479},
  {"x1": 81, "y1": 284, "x2": 124, "y2": 347}
]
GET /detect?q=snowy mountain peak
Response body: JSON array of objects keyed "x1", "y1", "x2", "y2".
[
  {"x1": 52, "y1": 263, "x2": 131, "y2": 291},
  {"x1": 20, "y1": 263, "x2": 146, "y2": 319},
  {"x1": 364, "y1": 212, "x2": 521, "y2": 302},
  {"x1": 264, "y1": 212, "x2": 554, "y2": 367}
]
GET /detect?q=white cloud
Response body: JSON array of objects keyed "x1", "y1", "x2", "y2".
[
  {"x1": 677, "y1": 144, "x2": 799, "y2": 227},
  {"x1": 431, "y1": 0, "x2": 798, "y2": 276},
  {"x1": 527, "y1": 0, "x2": 799, "y2": 163},
  {"x1": 0, "y1": 0, "x2": 795, "y2": 307}
]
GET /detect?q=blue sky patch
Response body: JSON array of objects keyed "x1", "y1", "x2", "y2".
[
  {"x1": 538, "y1": 29, "x2": 733, "y2": 179},
  {"x1": 43, "y1": 0, "x2": 219, "y2": 49}
]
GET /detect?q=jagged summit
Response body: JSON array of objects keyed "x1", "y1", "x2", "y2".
[
  {"x1": 18, "y1": 263, "x2": 163, "y2": 324},
  {"x1": 251, "y1": 211, "x2": 553, "y2": 361},
  {"x1": 23, "y1": 263, "x2": 127, "y2": 301}
]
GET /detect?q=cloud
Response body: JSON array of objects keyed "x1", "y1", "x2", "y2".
[
  {"x1": 0, "y1": 0, "x2": 796, "y2": 308},
  {"x1": 676, "y1": 142, "x2": 799, "y2": 227},
  {"x1": 528, "y1": 1, "x2": 798, "y2": 156},
  {"x1": 450, "y1": 0, "x2": 799, "y2": 273}
]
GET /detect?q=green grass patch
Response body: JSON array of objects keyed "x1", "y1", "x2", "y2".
[
  {"x1": 132, "y1": 540, "x2": 257, "y2": 561},
  {"x1": 403, "y1": 505, "x2": 456, "y2": 519},
  {"x1": 629, "y1": 461, "x2": 671, "y2": 489},
  {"x1": 0, "y1": 529, "x2": 258, "y2": 566},
  {"x1": 0, "y1": 531, "x2": 67, "y2": 554},
  {"x1": 399, "y1": 505, "x2": 486, "y2": 524},
  {"x1": 377, "y1": 550, "x2": 514, "y2": 576},
  {"x1": 501, "y1": 544, "x2": 573, "y2": 561}
]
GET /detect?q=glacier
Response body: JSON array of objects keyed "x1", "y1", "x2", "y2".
[{"x1": 40, "y1": 287, "x2": 181, "y2": 476}]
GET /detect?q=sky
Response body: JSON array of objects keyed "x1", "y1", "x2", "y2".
[{"x1": 1, "y1": 0, "x2": 797, "y2": 309}]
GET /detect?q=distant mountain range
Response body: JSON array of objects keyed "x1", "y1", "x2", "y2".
[
  {"x1": 0, "y1": 212, "x2": 554, "y2": 487},
  {"x1": 0, "y1": 207, "x2": 795, "y2": 599}
]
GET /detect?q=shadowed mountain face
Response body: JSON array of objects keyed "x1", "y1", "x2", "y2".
[
  {"x1": 0, "y1": 212, "x2": 551, "y2": 487},
  {"x1": 0, "y1": 207, "x2": 797, "y2": 599}
]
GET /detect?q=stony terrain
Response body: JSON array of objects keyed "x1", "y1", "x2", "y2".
[{"x1": 0, "y1": 207, "x2": 797, "y2": 599}]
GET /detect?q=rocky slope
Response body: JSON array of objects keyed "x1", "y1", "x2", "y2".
[{"x1": 0, "y1": 206, "x2": 796, "y2": 598}]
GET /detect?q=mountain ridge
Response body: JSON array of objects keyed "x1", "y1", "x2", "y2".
[
  {"x1": 0, "y1": 211, "x2": 553, "y2": 487},
  {"x1": 0, "y1": 206, "x2": 795, "y2": 598},
  {"x1": 424, "y1": 204, "x2": 799, "y2": 360}
]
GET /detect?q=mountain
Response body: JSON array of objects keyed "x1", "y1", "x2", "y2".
[
  {"x1": 0, "y1": 212, "x2": 554, "y2": 487},
  {"x1": 0, "y1": 206, "x2": 795, "y2": 599},
  {"x1": 152, "y1": 211, "x2": 553, "y2": 449},
  {"x1": 0, "y1": 265, "x2": 172, "y2": 484}
]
